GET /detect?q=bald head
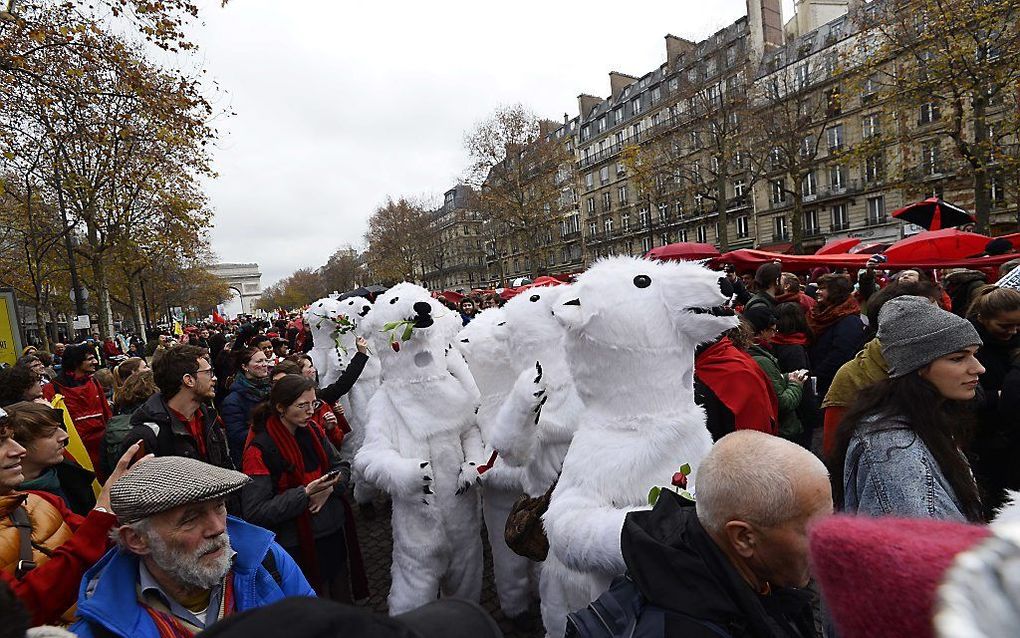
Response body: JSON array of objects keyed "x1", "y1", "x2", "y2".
[{"x1": 696, "y1": 430, "x2": 829, "y2": 534}]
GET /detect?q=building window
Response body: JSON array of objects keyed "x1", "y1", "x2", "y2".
[
  {"x1": 990, "y1": 172, "x2": 1006, "y2": 207},
  {"x1": 588, "y1": 220, "x2": 597, "y2": 236},
  {"x1": 651, "y1": 86, "x2": 661, "y2": 103},
  {"x1": 800, "y1": 136, "x2": 813, "y2": 158},
  {"x1": 638, "y1": 206, "x2": 650, "y2": 227},
  {"x1": 697, "y1": 225, "x2": 708, "y2": 243},
  {"x1": 771, "y1": 179, "x2": 786, "y2": 204},
  {"x1": 804, "y1": 210, "x2": 820, "y2": 235},
  {"x1": 827, "y1": 124, "x2": 844, "y2": 151},
  {"x1": 604, "y1": 217, "x2": 614, "y2": 235},
  {"x1": 774, "y1": 216, "x2": 789, "y2": 240},
  {"x1": 831, "y1": 203, "x2": 849, "y2": 231},
  {"x1": 726, "y1": 45, "x2": 737, "y2": 67},
  {"x1": 676, "y1": 201, "x2": 684, "y2": 219},
  {"x1": 613, "y1": 108, "x2": 623, "y2": 125},
  {"x1": 867, "y1": 196, "x2": 886, "y2": 225},
  {"x1": 586, "y1": 198, "x2": 595, "y2": 213},
  {"x1": 829, "y1": 164, "x2": 845, "y2": 190},
  {"x1": 600, "y1": 166, "x2": 609, "y2": 184},
  {"x1": 733, "y1": 179, "x2": 746, "y2": 198},
  {"x1": 862, "y1": 113, "x2": 880, "y2": 139},
  {"x1": 865, "y1": 153, "x2": 884, "y2": 182},
  {"x1": 658, "y1": 202, "x2": 669, "y2": 223},
  {"x1": 736, "y1": 215, "x2": 749, "y2": 238},
  {"x1": 602, "y1": 191, "x2": 612, "y2": 211},
  {"x1": 921, "y1": 141, "x2": 941, "y2": 175},
  {"x1": 661, "y1": 233, "x2": 671, "y2": 246},
  {"x1": 622, "y1": 212, "x2": 630, "y2": 230},
  {"x1": 802, "y1": 171, "x2": 817, "y2": 197},
  {"x1": 919, "y1": 102, "x2": 941, "y2": 125},
  {"x1": 618, "y1": 185, "x2": 628, "y2": 204},
  {"x1": 694, "y1": 193, "x2": 705, "y2": 212},
  {"x1": 597, "y1": 117, "x2": 606, "y2": 133},
  {"x1": 678, "y1": 227, "x2": 689, "y2": 242},
  {"x1": 585, "y1": 173, "x2": 594, "y2": 189},
  {"x1": 631, "y1": 98, "x2": 642, "y2": 115},
  {"x1": 616, "y1": 162, "x2": 625, "y2": 175},
  {"x1": 795, "y1": 63, "x2": 810, "y2": 90}
]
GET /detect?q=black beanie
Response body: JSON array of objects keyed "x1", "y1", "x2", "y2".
[{"x1": 742, "y1": 305, "x2": 778, "y2": 334}]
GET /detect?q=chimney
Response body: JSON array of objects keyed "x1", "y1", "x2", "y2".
[
  {"x1": 609, "y1": 71, "x2": 639, "y2": 100},
  {"x1": 577, "y1": 94, "x2": 601, "y2": 119},
  {"x1": 747, "y1": 0, "x2": 784, "y2": 59},
  {"x1": 665, "y1": 34, "x2": 697, "y2": 67}
]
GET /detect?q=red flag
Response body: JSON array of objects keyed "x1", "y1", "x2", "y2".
[{"x1": 212, "y1": 309, "x2": 227, "y2": 324}]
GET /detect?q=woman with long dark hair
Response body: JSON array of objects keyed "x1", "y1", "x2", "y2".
[
  {"x1": 221, "y1": 346, "x2": 271, "y2": 467},
  {"x1": 831, "y1": 296, "x2": 986, "y2": 522},
  {"x1": 240, "y1": 375, "x2": 354, "y2": 600}
]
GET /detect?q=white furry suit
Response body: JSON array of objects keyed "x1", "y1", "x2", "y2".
[
  {"x1": 489, "y1": 286, "x2": 587, "y2": 638},
  {"x1": 456, "y1": 309, "x2": 533, "y2": 619},
  {"x1": 305, "y1": 297, "x2": 344, "y2": 388},
  {"x1": 353, "y1": 283, "x2": 486, "y2": 615},
  {"x1": 542, "y1": 257, "x2": 738, "y2": 633}
]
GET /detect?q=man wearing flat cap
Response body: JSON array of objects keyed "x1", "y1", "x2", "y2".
[{"x1": 71, "y1": 457, "x2": 314, "y2": 638}]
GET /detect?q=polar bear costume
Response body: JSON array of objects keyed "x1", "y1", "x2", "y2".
[
  {"x1": 543, "y1": 256, "x2": 738, "y2": 633},
  {"x1": 353, "y1": 283, "x2": 486, "y2": 614},
  {"x1": 332, "y1": 296, "x2": 384, "y2": 506},
  {"x1": 455, "y1": 309, "x2": 532, "y2": 619},
  {"x1": 304, "y1": 297, "x2": 344, "y2": 388},
  {"x1": 489, "y1": 286, "x2": 587, "y2": 637}
]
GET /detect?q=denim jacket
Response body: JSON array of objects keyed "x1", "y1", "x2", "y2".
[{"x1": 843, "y1": 415, "x2": 968, "y2": 522}]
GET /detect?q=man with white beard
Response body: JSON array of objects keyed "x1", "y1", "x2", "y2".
[{"x1": 72, "y1": 457, "x2": 315, "y2": 638}]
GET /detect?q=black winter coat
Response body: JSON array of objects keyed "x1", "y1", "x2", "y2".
[
  {"x1": 808, "y1": 315, "x2": 865, "y2": 398},
  {"x1": 622, "y1": 490, "x2": 820, "y2": 638},
  {"x1": 970, "y1": 321, "x2": 1020, "y2": 511},
  {"x1": 120, "y1": 393, "x2": 234, "y2": 470}
]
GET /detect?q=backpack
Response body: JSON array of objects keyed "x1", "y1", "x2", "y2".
[
  {"x1": 101, "y1": 413, "x2": 134, "y2": 477},
  {"x1": 566, "y1": 576, "x2": 733, "y2": 638}
]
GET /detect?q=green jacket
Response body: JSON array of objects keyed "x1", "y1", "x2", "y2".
[{"x1": 749, "y1": 343, "x2": 804, "y2": 439}]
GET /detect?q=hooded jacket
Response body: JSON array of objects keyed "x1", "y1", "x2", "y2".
[
  {"x1": 748, "y1": 344, "x2": 804, "y2": 440},
  {"x1": 621, "y1": 491, "x2": 818, "y2": 638},
  {"x1": 71, "y1": 517, "x2": 315, "y2": 638},
  {"x1": 43, "y1": 374, "x2": 111, "y2": 469},
  {"x1": 221, "y1": 375, "x2": 271, "y2": 467},
  {"x1": 121, "y1": 393, "x2": 233, "y2": 470}
]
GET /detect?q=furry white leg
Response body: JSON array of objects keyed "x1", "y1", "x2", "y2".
[
  {"x1": 388, "y1": 500, "x2": 446, "y2": 615},
  {"x1": 539, "y1": 553, "x2": 594, "y2": 638},
  {"x1": 482, "y1": 485, "x2": 533, "y2": 618},
  {"x1": 438, "y1": 491, "x2": 484, "y2": 603}
]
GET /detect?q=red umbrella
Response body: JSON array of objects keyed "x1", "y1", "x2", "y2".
[
  {"x1": 891, "y1": 197, "x2": 975, "y2": 230},
  {"x1": 883, "y1": 229, "x2": 991, "y2": 264},
  {"x1": 645, "y1": 242, "x2": 721, "y2": 261},
  {"x1": 848, "y1": 241, "x2": 892, "y2": 254},
  {"x1": 815, "y1": 238, "x2": 861, "y2": 255}
]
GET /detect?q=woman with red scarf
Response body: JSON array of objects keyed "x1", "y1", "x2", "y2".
[
  {"x1": 240, "y1": 375, "x2": 356, "y2": 601},
  {"x1": 808, "y1": 275, "x2": 866, "y2": 399}
]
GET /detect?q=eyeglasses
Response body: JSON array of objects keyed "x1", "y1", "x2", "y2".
[
  {"x1": 191, "y1": 368, "x2": 215, "y2": 378},
  {"x1": 295, "y1": 400, "x2": 322, "y2": 412}
]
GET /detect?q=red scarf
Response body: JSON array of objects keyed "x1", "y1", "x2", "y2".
[
  {"x1": 695, "y1": 338, "x2": 779, "y2": 435},
  {"x1": 144, "y1": 573, "x2": 235, "y2": 637},
  {"x1": 264, "y1": 414, "x2": 328, "y2": 587},
  {"x1": 769, "y1": 332, "x2": 810, "y2": 346},
  {"x1": 807, "y1": 296, "x2": 860, "y2": 337}
]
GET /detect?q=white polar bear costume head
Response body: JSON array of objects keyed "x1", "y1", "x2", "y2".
[
  {"x1": 456, "y1": 308, "x2": 511, "y2": 398},
  {"x1": 334, "y1": 295, "x2": 374, "y2": 355},
  {"x1": 362, "y1": 282, "x2": 462, "y2": 382},
  {"x1": 499, "y1": 284, "x2": 572, "y2": 373},
  {"x1": 554, "y1": 256, "x2": 738, "y2": 415},
  {"x1": 305, "y1": 297, "x2": 343, "y2": 348}
]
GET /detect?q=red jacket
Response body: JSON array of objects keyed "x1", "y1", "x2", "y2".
[
  {"x1": 44, "y1": 376, "x2": 112, "y2": 470},
  {"x1": 0, "y1": 491, "x2": 116, "y2": 627}
]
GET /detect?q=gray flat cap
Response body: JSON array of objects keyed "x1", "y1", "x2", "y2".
[{"x1": 111, "y1": 456, "x2": 250, "y2": 523}]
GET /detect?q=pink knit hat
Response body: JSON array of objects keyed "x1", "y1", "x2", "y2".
[{"x1": 809, "y1": 516, "x2": 990, "y2": 638}]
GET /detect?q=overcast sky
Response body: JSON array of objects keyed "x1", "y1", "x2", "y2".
[{"x1": 193, "y1": 0, "x2": 798, "y2": 294}]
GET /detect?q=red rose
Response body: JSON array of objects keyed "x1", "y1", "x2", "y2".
[
  {"x1": 391, "y1": 341, "x2": 400, "y2": 352},
  {"x1": 671, "y1": 472, "x2": 688, "y2": 489}
]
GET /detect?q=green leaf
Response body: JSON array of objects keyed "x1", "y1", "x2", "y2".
[
  {"x1": 381, "y1": 321, "x2": 401, "y2": 332},
  {"x1": 401, "y1": 323, "x2": 414, "y2": 341},
  {"x1": 647, "y1": 486, "x2": 661, "y2": 507},
  {"x1": 678, "y1": 463, "x2": 691, "y2": 475}
]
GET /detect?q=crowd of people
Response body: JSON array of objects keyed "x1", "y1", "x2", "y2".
[{"x1": 2, "y1": 253, "x2": 1020, "y2": 638}]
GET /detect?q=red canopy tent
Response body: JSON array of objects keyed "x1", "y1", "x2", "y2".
[
  {"x1": 883, "y1": 229, "x2": 991, "y2": 264},
  {"x1": 815, "y1": 238, "x2": 861, "y2": 255},
  {"x1": 713, "y1": 249, "x2": 870, "y2": 272},
  {"x1": 645, "y1": 242, "x2": 721, "y2": 261}
]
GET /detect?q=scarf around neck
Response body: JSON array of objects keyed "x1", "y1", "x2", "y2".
[{"x1": 808, "y1": 296, "x2": 860, "y2": 337}]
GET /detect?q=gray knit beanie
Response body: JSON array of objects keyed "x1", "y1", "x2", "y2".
[{"x1": 878, "y1": 296, "x2": 982, "y2": 378}]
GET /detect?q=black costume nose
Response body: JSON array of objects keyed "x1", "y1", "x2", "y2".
[{"x1": 413, "y1": 301, "x2": 432, "y2": 316}]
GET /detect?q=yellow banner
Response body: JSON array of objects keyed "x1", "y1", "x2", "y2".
[{"x1": 0, "y1": 294, "x2": 22, "y2": 367}]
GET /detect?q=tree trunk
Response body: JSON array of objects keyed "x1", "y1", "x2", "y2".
[
  {"x1": 716, "y1": 170, "x2": 730, "y2": 252},
  {"x1": 85, "y1": 220, "x2": 113, "y2": 337},
  {"x1": 971, "y1": 99, "x2": 991, "y2": 234},
  {"x1": 791, "y1": 190, "x2": 804, "y2": 254},
  {"x1": 127, "y1": 279, "x2": 147, "y2": 342}
]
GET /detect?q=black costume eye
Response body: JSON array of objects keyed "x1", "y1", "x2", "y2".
[
  {"x1": 530, "y1": 295, "x2": 540, "y2": 302},
  {"x1": 390, "y1": 297, "x2": 399, "y2": 304},
  {"x1": 634, "y1": 275, "x2": 651, "y2": 288}
]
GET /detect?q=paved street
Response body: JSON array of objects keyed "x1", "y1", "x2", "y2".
[{"x1": 349, "y1": 492, "x2": 544, "y2": 638}]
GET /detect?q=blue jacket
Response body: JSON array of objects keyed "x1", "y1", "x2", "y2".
[
  {"x1": 221, "y1": 376, "x2": 269, "y2": 468},
  {"x1": 71, "y1": 517, "x2": 314, "y2": 638},
  {"x1": 809, "y1": 313, "x2": 865, "y2": 397}
]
